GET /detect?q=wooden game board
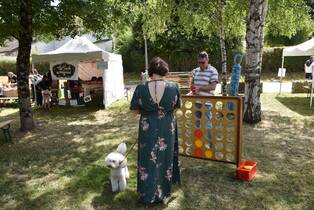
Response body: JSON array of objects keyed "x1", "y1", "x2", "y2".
[{"x1": 176, "y1": 95, "x2": 243, "y2": 166}]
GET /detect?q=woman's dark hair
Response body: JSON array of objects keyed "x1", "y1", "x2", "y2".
[{"x1": 148, "y1": 57, "x2": 169, "y2": 77}]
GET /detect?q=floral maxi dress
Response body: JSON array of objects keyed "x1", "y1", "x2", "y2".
[{"x1": 130, "y1": 81, "x2": 181, "y2": 204}]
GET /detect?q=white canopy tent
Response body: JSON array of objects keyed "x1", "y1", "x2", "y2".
[
  {"x1": 281, "y1": 37, "x2": 314, "y2": 107},
  {"x1": 32, "y1": 36, "x2": 125, "y2": 108}
]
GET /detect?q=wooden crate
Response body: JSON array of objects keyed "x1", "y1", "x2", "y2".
[
  {"x1": 166, "y1": 72, "x2": 192, "y2": 94},
  {"x1": 3, "y1": 89, "x2": 18, "y2": 97}
]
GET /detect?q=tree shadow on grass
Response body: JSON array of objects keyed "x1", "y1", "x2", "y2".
[
  {"x1": 179, "y1": 159, "x2": 314, "y2": 210},
  {"x1": 176, "y1": 110, "x2": 314, "y2": 210},
  {"x1": 275, "y1": 96, "x2": 314, "y2": 116},
  {"x1": 92, "y1": 186, "x2": 172, "y2": 210},
  {"x1": 92, "y1": 188, "x2": 139, "y2": 210},
  {"x1": 0, "y1": 101, "x2": 141, "y2": 209},
  {"x1": 2, "y1": 100, "x2": 313, "y2": 209},
  {"x1": 0, "y1": 104, "x2": 103, "y2": 144}
]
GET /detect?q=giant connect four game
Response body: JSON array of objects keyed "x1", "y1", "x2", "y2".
[{"x1": 176, "y1": 95, "x2": 243, "y2": 166}]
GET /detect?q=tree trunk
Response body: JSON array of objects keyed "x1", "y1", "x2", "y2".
[
  {"x1": 17, "y1": 0, "x2": 34, "y2": 131},
  {"x1": 219, "y1": 0, "x2": 228, "y2": 96},
  {"x1": 243, "y1": 0, "x2": 268, "y2": 124}
]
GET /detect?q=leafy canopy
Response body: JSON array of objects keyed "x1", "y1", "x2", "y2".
[{"x1": 266, "y1": 0, "x2": 313, "y2": 39}]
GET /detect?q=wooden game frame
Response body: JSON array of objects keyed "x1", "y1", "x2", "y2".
[{"x1": 176, "y1": 95, "x2": 243, "y2": 166}]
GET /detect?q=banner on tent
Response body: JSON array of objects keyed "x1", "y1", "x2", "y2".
[{"x1": 50, "y1": 61, "x2": 79, "y2": 80}]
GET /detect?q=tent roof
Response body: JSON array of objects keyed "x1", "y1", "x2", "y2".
[
  {"x1": 0, "y1": 39, "x2": 18, "y2": 53},
  {"x1": 32, "y1": 36, "x2": 112, "y2": 62},
  {"x1": 283, "y1": 37, "x2": 314, "y2": 57}
]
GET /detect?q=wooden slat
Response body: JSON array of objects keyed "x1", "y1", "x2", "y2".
[{"x1": 165, "y1": 72, "x2": 192, "y2": 91}]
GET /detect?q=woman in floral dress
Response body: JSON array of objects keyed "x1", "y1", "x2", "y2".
[{"x1": 130, "y1": 57, "x2": 181, "y2": 204}]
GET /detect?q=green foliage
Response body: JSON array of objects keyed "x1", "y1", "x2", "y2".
[
  {"x1": 79, "y1": 0, "x2": 132, "y2": 38},
  {"x1": 115, "y1": 27, "x2": 145, "y2": 72},
  {"x1": 265, "y1": 29, "x2": 312, "y2": 46},
  {"x1": 132, "y1": 0, "x2": 313, "y2": 50},
  {"x1": 0, "y1": 0, "x2": 64, "y2": 42},
  {"x1": 305, "y1": 0, "x2": 314, "y2": 18},
  {"x1": 153, "y1": 35, "x2": 244, "y2": 72},
  {"x1": 1, "y1": 0, "x2": 312, "y2": 77},
  {"x1": 172, "y1": 0, "x2": 247, "y2": 39},
  {"x1": 262, "y1": 47, "x2": 308, "y2": 73},
  {"x1": 140, "y1": 0, "x2": 174, "y2": 41},
  {"x1": 34, "y1": 62, "x2": 50, "y2": 75},
  {"x1": 116, "y1": 22, "x2": 244, "y2": 73},
  {"x1": 266, "y1": 0, "x2": 313, "y2": 45},
  {"x1": 0, "y1": 60, "x2": 16, "y2": 76},
  {"x1": 0, "y1": 0, "x2": 20, "y2": 43},
  {"x1": 0, "y1": 61, "x2": 50, "y2": 76},
  {"x1": 0, "y1": 0, "x2": 133, "y2": 43},
  {"x1": 224, "y1": 0, "x2": 248, "y2": 37},
  {"x1": 114, "y1": 28, "x2": 134, "y2": 54},
  {"x1": 115, "y1": 2, "x2": 245, "y2": 73}
]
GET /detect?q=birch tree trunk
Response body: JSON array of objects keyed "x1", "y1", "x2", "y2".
[
  {"x1": 17, "y1": 0, "x2": 34, "y2": 131},
  {"x1": 243, "y1": 0, "x2": 268, "y2": 124},
  {"x1": 219, "y1": 0, "x2": 228, "y2": 96}
]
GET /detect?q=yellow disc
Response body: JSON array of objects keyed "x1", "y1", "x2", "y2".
[
  {"x1": 205, "y1": 150, "x2": 213, "y2": 158},
  {"x1": 195, "y1": 139, "x2": 203, "y2": 148}
]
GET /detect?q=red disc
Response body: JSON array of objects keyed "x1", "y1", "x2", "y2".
[
  {"x1": 194, "y1": 130, "x2": 203, "y2": 138},
  {"x1": 195, "y1": 148, "x2": 202, "y2": 157}
]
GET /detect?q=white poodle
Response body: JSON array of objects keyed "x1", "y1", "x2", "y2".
[{"x1": 104, "y1": 143, "x2": 130, "y2": 192}]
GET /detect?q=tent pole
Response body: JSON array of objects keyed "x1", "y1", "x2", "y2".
[
  {"x1": 310, "y1": 84, "x2": 313, "y2": 108},
  {"x1": 144, "y1": 35, "x2": 148, "y2": 81},
  {"x1": 31, "y1": 61, "x2": 37, "y2": 106},
  {"x1": 103, "y1": 62, "x2": 108, "y2": 109},
  {"x1": 279, "y1": 55, "x2": 284, "y2": 95},
  {"x1": 311, "y1": 67, "x2": 314, "y2": 108}
]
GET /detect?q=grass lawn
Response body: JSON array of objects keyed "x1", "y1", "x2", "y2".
[{"x1": 1, "y1": 93, "x2": 314, "y2": 210}]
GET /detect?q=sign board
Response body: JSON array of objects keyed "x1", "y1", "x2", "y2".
[
  {"x1": 70, "y1": 99, "x2": 78, "y2": 106},
  {"x1": 97, "y1": 61, "x2": 108, "y2": 70},
  {"x1": 58, "y1": 99, "x2": 66, "y2": 106},
  {"x1": 50, "y1": 61, "x2": 79, "y2": 80},
  {"x1": 278, "y1": 68, "x2": 286, "y2": 78}
]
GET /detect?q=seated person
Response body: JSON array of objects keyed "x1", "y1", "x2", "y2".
[{"x1": 7, "y1": 72, "x2": 17, "y2": 87}]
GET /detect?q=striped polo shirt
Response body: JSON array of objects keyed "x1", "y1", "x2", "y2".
[{"x1": 192, "y1": 65, "x2": 219, "y2": 96}]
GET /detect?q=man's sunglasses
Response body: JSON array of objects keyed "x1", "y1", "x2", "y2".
[{"x1": 198, "y1": 61, "x2": 205, "y2": 64}]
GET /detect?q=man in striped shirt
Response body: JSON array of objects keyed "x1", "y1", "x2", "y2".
[{"x1": 190, "y1": 51, "x2": 219, "y2": 96}]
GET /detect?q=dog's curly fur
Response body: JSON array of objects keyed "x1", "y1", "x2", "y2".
[{"x1": 104, "y1": 143, "x2": 129, "y2": 192}]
